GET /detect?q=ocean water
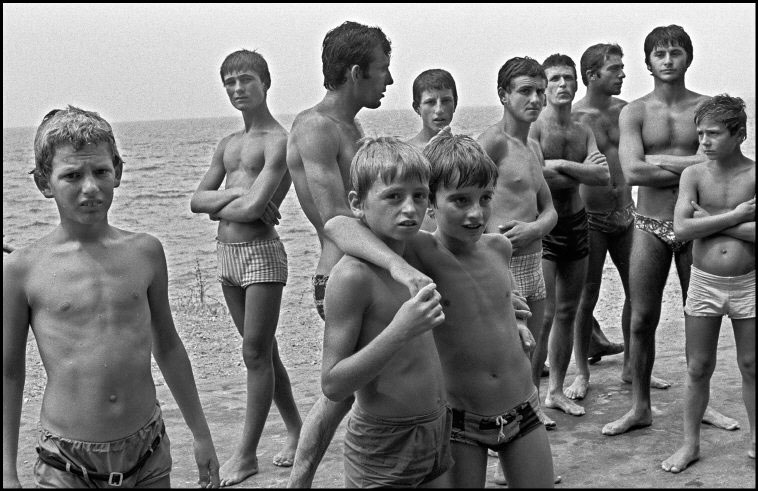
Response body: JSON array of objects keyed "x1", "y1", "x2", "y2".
[{"x1": 3, "y1": 104, "x2": 754, "y2": 299}]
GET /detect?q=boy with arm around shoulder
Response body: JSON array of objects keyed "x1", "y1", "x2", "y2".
[
  {"x1": 663, "y1": 94, "x2": 755, "y2": 473},
  {"x1": 3, "y1": 106, "x2": 219, "y2": 488},
  {"x1": 321, "y1": 137, "x2": 451, "y2": 487}
]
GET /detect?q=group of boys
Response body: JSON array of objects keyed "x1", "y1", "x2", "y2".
[{"x1": 3, "y1": 19, "x2": 753, "y2": 490}]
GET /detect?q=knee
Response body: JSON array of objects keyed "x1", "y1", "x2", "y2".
[
  {"x1": 687, "y1": 357, "x2": 716, "y2": 383},
  {"x1": 242, "y1": 342, "x2": 273, "y2": 368},
  {"x1": 737, "y1": 352, "x2": 756, "y2": 380}
]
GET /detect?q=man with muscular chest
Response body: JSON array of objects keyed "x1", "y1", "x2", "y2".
[{"x1": 528, "y1": 54, "x2": 609, "y2": 417}]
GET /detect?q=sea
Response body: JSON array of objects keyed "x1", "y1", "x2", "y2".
[{"x1": 3, "y1": 104, "x2": 755, "y2": 301}]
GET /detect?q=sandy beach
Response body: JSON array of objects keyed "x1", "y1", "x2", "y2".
[{"x1": 11, "y1": 197, "x2": 755, "y2": 487}]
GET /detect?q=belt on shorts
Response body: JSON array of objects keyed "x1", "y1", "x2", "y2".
[
  {"x1": 35, "y1": 423, "x2": 165, "y2": 487},
  {"x1": 452, "y1": 406, "x2": 522, "y2": 431}
]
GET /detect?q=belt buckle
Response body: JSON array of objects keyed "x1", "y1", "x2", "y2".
[{"x1": 108, "y1": 472, "x2": 124, "y2": 486}]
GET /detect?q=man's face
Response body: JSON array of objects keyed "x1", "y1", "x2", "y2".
[
  {"x1": 432, "y1": 182, "x2": 494, "y2": 246},
  {"x1": 358, "y1": 45, "x2": 394, "y2": 109},
  {"x1": 42, "y1": 142, "x2": 120, "y2": 226},
  {"x1": 417, "y1": 88, "x2": 456, "y2": 132},
  {"x1": 593, "y1": 54, "x2": 625, "y2": 96},
  {"x1": 697, "y1": 117, "x2": 743, "y2": 161},
  {"x1": 351, "y1": 174, "x2": 427, "y2": 245},
  {"x1": 500, "y1": 76, "x2": 546, "y2": 123},
  {"x1": 223, "y1": 70, "x2": 267, "y2": 111},
  {"x1": 544, "y1": 65, "x2": 577, "y2": 107},
  {"x1": 647, "y1": 42, "x2": 689, "y2": 82}
]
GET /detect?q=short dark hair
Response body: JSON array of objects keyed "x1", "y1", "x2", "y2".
[
  {"x1": 694, "y1": 94, "x2": 748, "y2": 138},
  {"x1": 497, "y1": 56, "x2": 546, "y2": 94},
  {"x1": 423, "y1": 133, "x2": 498, "y2": 205},
  {"x1": 579, "y1": 43, "x2": 624, "y2": 86},
  {"x1": 220, "y1": 49, "x2": 271, "y2": 89},
  {"x1": 32, "y1": 105, "x2": 123, "y2": 190},
  {"x1": 412, "y1": 69, "x2": 458, "y2": 111},
  {"x1": 542, "y1": 53, "x2": 577, "y2": 81},
  {"x1": 644, "y1": 24, "x2": 693, "y2": 67},
  {"x1": 350, "y1": 137, "x2": 430, "y2": 202},
  {"x1": 322, "y1": 21, "x2": 391, "y2": 91}
]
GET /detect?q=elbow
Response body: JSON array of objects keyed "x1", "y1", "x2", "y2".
[
  {"x1": 321, "y1": 378, "x2": 349, "y2": 402},
  {"x1": 189, "y1": 196, "x2": 201, "y2": 213},
  {"x1": 673, "y1": 223, "x2": 693, "y2": 242}
]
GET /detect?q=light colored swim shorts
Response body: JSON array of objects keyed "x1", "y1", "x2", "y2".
[
  {"x1": 684, "y1": 266, "x2": 755, "y2": 319},
  {"x1": 216, "y1": 237, "x2": 288, "y2": 287}
]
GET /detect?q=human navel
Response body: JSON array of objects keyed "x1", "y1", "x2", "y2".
[
  {"x1": 59, "y1": 302, "x2": 71, "y2": 312},
  {"x1": 109, "y1": 394, "x2": 118, "y2": 402},
  {"x1": 442, "y1": 299, "x2": 451, "y2": 307}
]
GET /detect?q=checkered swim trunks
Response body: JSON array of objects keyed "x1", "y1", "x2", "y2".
[
  {"x1": 216, "y1": 237, "x2": 288, "y2": 287},
  {"x1": 509, "y1": 251, "x2": 546, "y2": 301}
]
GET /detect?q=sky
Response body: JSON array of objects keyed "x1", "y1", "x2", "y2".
[{"x1": 3, "y1": 3, "x2": 756, "y2": 128}]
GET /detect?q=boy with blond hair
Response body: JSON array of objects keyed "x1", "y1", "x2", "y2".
[
  {"x1": 321, "y1": 137, "x2": 451, "y2": 487},
  {"x1": 663, "y1": 94, "x2": 755, "y2": 473},
  {"x1": 3, "y1": 106, "x2": 220, "y2": 488}
]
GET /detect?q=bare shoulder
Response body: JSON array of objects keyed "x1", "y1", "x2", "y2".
[
  {"x1": 477, "y1": 123, "x2": 502, "y2": 147},
  {"x1": 480, "y1": 232, "x2": 512, "y2": 260},
  {"x1": 328, "y1": 255, "x2": 376, "y2": 294},
  {"x1": 115, "y1": 229, "x2": 164, "y2": 260},
  {"x1": 291, "y1": 107, "x2": 336, "y2": 138}
]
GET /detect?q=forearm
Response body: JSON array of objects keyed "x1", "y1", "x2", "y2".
[
  {"x1": 154, "y1": 345, "x2": 213, "y2": 439},
  {"x1": 543, "y1": 163, "x2": 577, "y2": 190},
  {"x1": 534, "y1": 206, "x2": 559, "y2": 238},
  {"x1": 647, "y1": 154, "x2": 707, "y2": 175},
  {"x1": 190, "y1": 188, "x2": 243, "y2": 215},
  {"x1": 721, "y1": 221, "x2": 756, "y2": 242},
  {"x1": 622, "y1": 158, "x2": 681, "y2": 187},
  {"x1": 325, "y1": 216, "x2": 412, "y2": 271},
  {"x1": 553, "y1": 159, "x2": 609, "y2": 186},
  {"x1": 211, "y1": 196, "x2": 267, "y2": 223},
  {"x1": 674, "y1": 211, "x2": 747, "y2": 241},
  {"x1": 2, "y1": 374, "x2": 24, "y2": 479}
]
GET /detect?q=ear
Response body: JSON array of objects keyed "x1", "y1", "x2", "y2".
[
  {"x1": 113, "y1": 159, "x2": 123, "y2": 188},
  {"x1": 586, "y1": 69, "x2": 595, "y2": 81},
  {"x1": 33, "y1": 172, "x2": 54, "y2": 198},
  {"x1": 498, "y1": 86, "x2": 508, "y2": 106},
  {"x1": 349, "y1": 64, "x2": 362, "y2": 83},
  {"x1": 412, "y1": 102, "x2": 420, "y2": 115},
  {"x1": 348, "y1": 190, "x2": 364, "y2": 218}
]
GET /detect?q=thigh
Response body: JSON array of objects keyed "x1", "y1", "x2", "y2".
[
  {"x1": 242, "y1": 283, "x2": 284, "y2": 347},
  {"x1": 607, "y1": 226, "x2": 634, "y2": 293},
  {"x1": 499, "y1": 425, "x2": 554, "y2": 488},
  {"x1": 583, "y1": 229, "x2": 609, "y2": 298},
  {"x1": 222, "y1": 284, "x2": 247, "y2": 336},
  {"x1": 556, "y1": 257, "x2": 588, "y2": 307},
  {"x1": 684, "y1": 314, "x2": 722, "y2": 369},
  {"x1": 629, "y1": 229, "x2": 672, "y2": 310},
  {"x1": 732, "y1": 317, "x2": 756, "y2": 369},
  {"x1": 542, "y1": 259, "x2": 558, "y2": 322},
  {"x1": 674, "y1": 243, "x2": 693, "y2": 305},
  {"x1": 450, "y1": 441, "x2": 488, "y2": 488}
]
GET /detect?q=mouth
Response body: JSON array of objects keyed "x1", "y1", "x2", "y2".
[
  {"x1": 398, "y1": 220, "x2": 418, "y2": 227},
  {"x1": 463, "y1": 224, "x2": 482, "y2": 230},
  {"x1": 80, "y1": 200, "x2": 102, "y2": 208}
]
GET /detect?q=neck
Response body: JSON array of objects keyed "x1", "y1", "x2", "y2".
[
  {"x1": 585, "y1": 86, "x2": 614, "y2": 109},
  {"x1": 433, "y1": 229, "x2": 476, "y2": 256},
  {"x1": 321, "y1": 89, "x2": 362, "y2": 122},
  {"x1": 57, "y1": 218, "x2": 112, "y2": 243},
  {"x1": 652, "y1": 76, "x2": 688, "y2": 102},
  {"x1": 716, "y1": 148, "x2": 746, "y2": 167},
  {"x1": 543, "y1": 102, "x2": 573, "y2": 123},
  {"x1": 501, "y1": 108, "x2": 531, "y2": 142},
  {"x1": 241, "y1": 103, "x2": 273, "y2": 130}
]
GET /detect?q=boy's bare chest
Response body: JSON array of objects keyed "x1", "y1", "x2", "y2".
[
  {"x1": 698, "y1": 168, "x2": 755, "y2": 211},
  {"x1": 497, "y1": 148, "x2": 541, "y2": 194},
  {"x1": 539, "y1": 123, "x2": 587, "y2": 161},
  {"x1": 224, "y1": 137, "x2": 265, "y2": 177}
]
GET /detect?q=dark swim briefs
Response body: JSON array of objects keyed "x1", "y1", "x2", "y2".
[
  {"x1": 542, "y1": 208, "x2": 589, "y2": 262},
  {"x1": 586, "y1": 203, "x2": 635, "y2": 236}
]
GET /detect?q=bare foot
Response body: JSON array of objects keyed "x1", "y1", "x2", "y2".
[
  {"x1": 273, "y1": 433, "x2": 299, "y2": 467},
  {"x1": 564, "y1": 375, "x2": 589, "y2": 400},
  {"x1": 536, "y1": 405, "x2": 557, "y2": 430},
  {"x1": 661, "y1": 445, "x2": 699, "y2": 473},
  {"x1": 602, "y1": 409, "x2": 652, "y2": 436},
  {"x1": 702, "y1": 406, "x2": 740, "y2": 430},
  {"x1": 219, "y1": 454, "x2": 258, "y2": 487},
  {"x1": 544, "y1": 392, "x2": 585, "y2": 416},
  {"x1": 621, "y1": 373, "x2": 671, "y2": 389}
]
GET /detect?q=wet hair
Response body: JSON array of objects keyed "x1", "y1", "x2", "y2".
[
  {"x1": 411, "y1": 69, "x2": 458, "y2": 111},
  {"x1": 579, "y1": 43, "x2": 624, "y2": 86},
  {"x1": 542, "y1": 53, "x2": 577, "y2": 81},
  {"x1": 350, "y1": 136, "x2": 430, "y2": 202},
  {"x1": 32, "y1": 105, "x2": 123, "y2": 190},
  {"x1": 497, "y1": 56, "x2": 546, "y2": 94},
  {"x1": 322, "y1": 21, "x2": 392, "y2": 91},
  {"x1": 644, "y1": 24, "x2": 693, "y2": 67},
  {"x1": 694, "y1": 94, "x2": 748, "y2": 138},
  {"x1": 219, "y1": 49, "x2": 271, "y2": 90},
  {"x1": 423, "y1": 133, "x2": 498, "y2": 205}
]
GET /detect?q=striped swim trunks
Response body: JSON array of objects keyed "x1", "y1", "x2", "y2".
[
  {"x1": 216, "y1": 237, "x2": 288, "y2": 287},
  {"x1": 509, "y1": 250, "x2": 546, "y2": 301}
]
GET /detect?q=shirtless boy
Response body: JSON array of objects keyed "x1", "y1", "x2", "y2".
[
  {"x1": 603, "y1": 24, "x2": 737, "y2": 436},
  {"x1": 190, "y1": 49, "x2": 301, "y2": 485},
  {"x1": 285, "y1": 21, "x2": 430, "y2": 487},
  {"x1": 3, "y1": 106, "x2": 220, "y2": 488},
  {"x1": 571, "y1": 43, "x2": 634, "y2": 390},
  {"x1": 326, "y1": 133, "x2": 555, "y2": 487},
  {"x1": 662, "y1": 94, "x2": 755, "y2": 472},
  {"x1": 477, "y1": 56, "x2": 558, "y2": 412},
  {"x1": 322, "y1": 137, "x2": 450, "y2": 487},
  {"x1": 529, "y1": 54, "x2": 609, "y2": 414}
]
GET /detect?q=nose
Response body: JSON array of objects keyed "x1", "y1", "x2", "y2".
[
  {"x1": 558, "y1": 76, "x2": 567, "y2": 87},
  {"x1": 401, "y1": 195, "x2": 417, "y2": 214},
  {"x1": 467, "y1": 203, "x2": 484, "y2": 221},
  {"x1": 619, "y1": 70, "x2": 626, "y2": 79},
  {"x1": 386, "y1": 70, "x2": 394, "y2": 86},
  {"x1": 81, "y1": 173, "x2": 99, "y2": 194}
]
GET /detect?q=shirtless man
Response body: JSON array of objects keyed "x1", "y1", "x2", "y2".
[
  {"x1": 477, "y1": 56, "x2": 558, "y2": 421},
  {"x1": 571, "y1": 43, "x2": 637, "y2": 397},
  {"x1": 284, "y1": 21, "x2": 429, "y2": 487},
  {"x1": 603, "y1": 24, "x2": 738, "y2": 436},
  {"x1": 529, "y1": 54, "x2": 609, "y2": 415}
]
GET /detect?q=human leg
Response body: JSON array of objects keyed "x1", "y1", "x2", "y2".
[
  {"x1": 607, "y1": 224, "x2": 633, "y2": 376},
  {"x1": 733, "y1": 317, "x2": 756, "y2": 458},
  {"x1": 219, "y1": 283, "x2": 284, "y2": 486},
  {"x1": 499, "y1": 424, "x2": 554, "y2": 488},
  {"x1": 602, "y1": 229, "x2": 671, "y2": 435},
  {"x1": 272, "y1": 338, "x2": 302, "y2": 467},
  {"x1": 287, "y1": 394, "x2": 354, "y2": 487},
  {"x1": 545, "y1": 257, "x2": 587, "y2": 415},
  {"x1": 569, "y1": 228, "x2": 609, "y2": 399},
  {"x1": 662, "y1": 314, "x2": 721, "y2": 473},
  {"x1": 451, "y1": 442, "x2": 488, "y2": 488}
]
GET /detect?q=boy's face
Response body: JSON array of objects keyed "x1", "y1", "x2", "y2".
[
  {"x1": 356, "y1": 44, "x2": 394, "y2": 109},
  {"x1": 350, "y1": 174, "x2": 428, "y2": 245},
  {"x1": 697, "y1": 117, "x2": 743, "y2": 161},
  {"x1": 500, "y1": 76, "x2": 546, "y2": 123},
  {"x1": 544, "y1": 65, "x2": 577, "y2": 107},
  {"x1": 417, "y1": 88, "x2": 456, "y2": 132},
  {"x1": 647, "y1": 42, "x2": 689, "y2": 82},
  {"x1": 433, "y1": 182, "x2": 494, "y2": 244},
  {"x1": 594, "y1": 54, "x2": 625, "y2": 96},
  {"x1": 41, "y1": 142, "x2": 121, "y2": 225},
  {"x1": 223, "y1": 70, "x2": 267, "y2": 111}
]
